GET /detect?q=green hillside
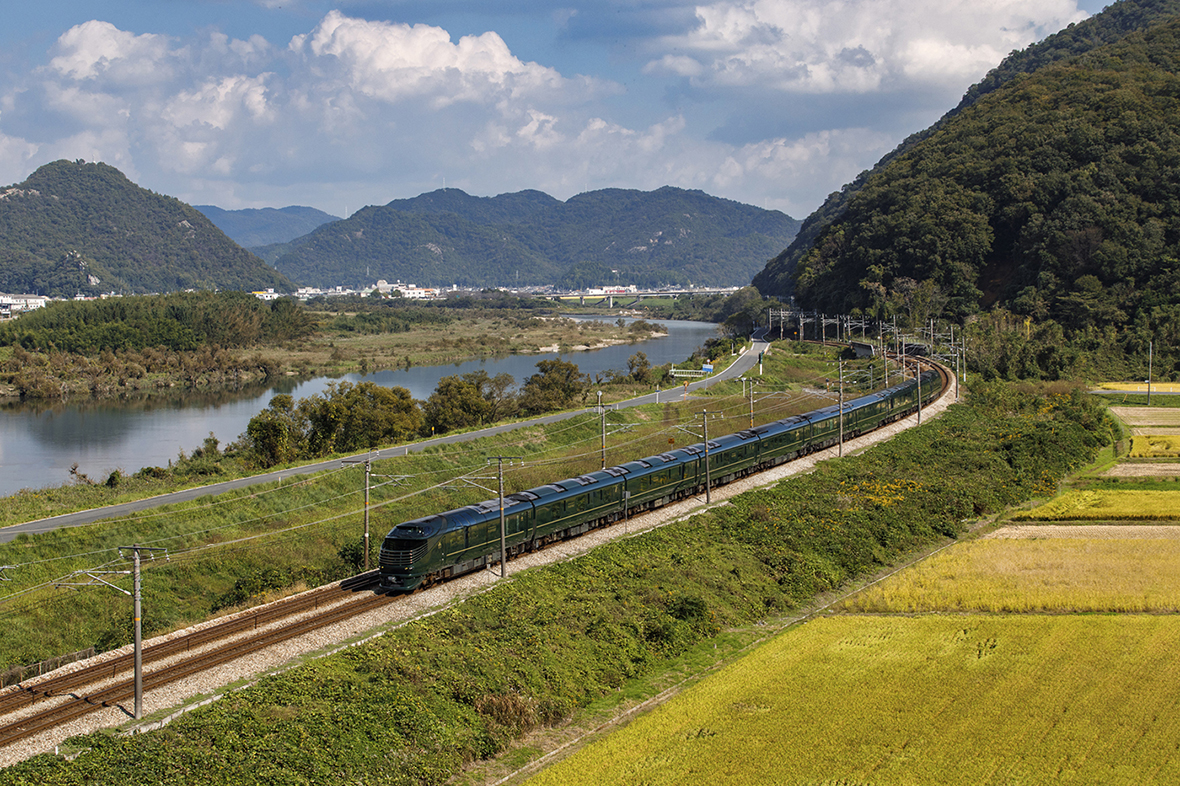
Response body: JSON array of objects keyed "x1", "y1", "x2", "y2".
[
  {"x1": 270, "y1": 186, "x2": 800, "y2": 289},
  {"x1": 0, "y1": 161, "x2": 294, "y2": 297},
  {"x1": 752, "y1": 0, "x2": 1180, "y2": 301},
  {"x1": 195, "y1": 205, "x2": 341, "y2": 248}
]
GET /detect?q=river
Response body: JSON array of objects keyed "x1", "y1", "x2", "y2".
[{"x1": 0, "y1": 318, "x2": 719, "y2": 497}]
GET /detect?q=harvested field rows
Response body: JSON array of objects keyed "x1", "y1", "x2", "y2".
[
  {"x1": 1103, "y1": 462, "x2": 1180, "y2": 477},
  {"x1": 528, "y1": 615, "x2": 1180, "y2": 786},
  {"x1": 1109, "y1": 406, "x2": 1180, "y2": 427}
]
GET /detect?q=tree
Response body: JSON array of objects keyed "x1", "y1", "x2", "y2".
[
  {"x1": 423, "y1": 375, "x2": 490, "y2": 434},
  {"x1": 243, "y1": 394, "x2": 307, "y2": 468},
  {"x1": 518, "y1": 359, "x2": 589, "y2": 415},
  {"x1": 627, "y1": 351, "x2": 652, "y2": 384},
  {"x1": 301, "y1": 381, "x2": 423, "y2": 455}
]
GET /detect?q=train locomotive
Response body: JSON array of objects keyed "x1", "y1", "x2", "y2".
[{"x1": 379, "y1": 368, "x2": 942, "y2": 592}]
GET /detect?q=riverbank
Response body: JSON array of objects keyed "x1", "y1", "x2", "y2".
[{"x1": 0, "y1": 311, "x2": 666, "y2": 403}]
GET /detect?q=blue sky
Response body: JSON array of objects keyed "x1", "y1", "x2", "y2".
[{"x1": 0, "y1": 0, "x2": 1107, "y2": 219}]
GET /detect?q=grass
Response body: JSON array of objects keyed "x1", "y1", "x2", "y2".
[
  {"x1": 841, "y1": 535, "x2": 1180, "y2": 613},
  {"x1": 525, "y1": 615, "x2": 1180, "y2": 786},
  {"x1": 0, "y1": 340, "x2": 844, "y2": 669},
  {"x1": 1010, "y1": 488, "x2": 1180, "y2": 521}
]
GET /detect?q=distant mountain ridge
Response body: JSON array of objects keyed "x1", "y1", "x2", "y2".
[
  {"x1": 0, "y1": 161, "x2": 293, "y2": 297},
  {"x1": 195, "y1": 205, "x2": 341, "y2": 248},
  {"x1": 752, "y1": 0, "x2": 1180, "y2": 300},
  {"x1": 262, "y1": 186, "x2": 800, "y2": 289}
]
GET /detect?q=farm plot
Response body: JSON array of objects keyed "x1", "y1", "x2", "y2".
[
  {"x1": 527, "y1": 614, "x2": 1180, "y2": 786},
  {"x1": 1011, "y1": 489, "x2": 1180, "y2": 521},
  {"x1": 842, "y1": 528, "x2": 1180, "y2": 613},
  {"x1": 1130, "y1": 435, "x2": 1180, "y2": 457},
  {"x1": 1109, "y1": 406, "x2": 1180, "y2": 427}
]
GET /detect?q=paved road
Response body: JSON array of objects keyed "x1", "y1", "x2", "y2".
[{"x1": 0, "y1": 333, "x2": 770, "y2": 543}]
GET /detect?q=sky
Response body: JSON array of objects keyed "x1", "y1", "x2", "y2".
[{"x1": 0, "y1": 0, "x2": 1108, "y2": 220}]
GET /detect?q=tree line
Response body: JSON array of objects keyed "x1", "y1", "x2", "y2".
[{"x1": 237, "y1": 355, "x2": 662, "y2": 468}]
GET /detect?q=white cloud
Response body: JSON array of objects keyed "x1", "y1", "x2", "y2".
[
  {"x1": 48, "y1": 20, "x2": 176, "y2": 84},
  {"x1": 291, "y1": 10, "x2": 567, "y2": 107},
  {"x1": 653, "y1": 0, "x2": 1087, "y2": 94}
]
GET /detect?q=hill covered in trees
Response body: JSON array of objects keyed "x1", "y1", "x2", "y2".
[
  {"x1": 195, "y1": 205, "x2": 341, "y2": 248},
  {"x1": 0, "y1": 161, "x2": 294, "y2": 297},
  {"x1": 752, "y1": 0, "x2": 1180, "y2": 304},
  {"x1": 749, "y1": 0, "x2": 1180, "y2": 379},
  {"x1": 261, "y1": 186, "x2": 799, "y2": 289}
]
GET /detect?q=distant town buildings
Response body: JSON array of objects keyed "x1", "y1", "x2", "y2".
[{"x1": 0, "y1": 294, "x2": 47, "y2": 319}]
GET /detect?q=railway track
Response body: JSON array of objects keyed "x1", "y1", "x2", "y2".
[
  {"x1": 0, "y1": 360, "x2": 955, "y2": 754},
  {"x1": 0, "y1": 572, "x2": 394, "y2": 749}
]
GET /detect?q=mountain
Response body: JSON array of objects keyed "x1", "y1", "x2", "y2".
[
  {"x1": 0, "y1": 161, "x2": 294, "y2": 297},
  {"x1": 752, "y1": 5, "x2": 1180, "y2": 340},
  {"x1": 752, "y1": 0, "x2": 1180, "y2": 301},
  {"x1": 267, "y1": 186, "x2": 800, "y2": 289},
  {"x1": 195, "y1": 205, "x2": 341, "y2": 247}
]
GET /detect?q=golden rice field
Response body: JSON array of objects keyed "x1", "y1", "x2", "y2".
[
  {"x1": 1130, "y1": 435, "x2": 1180, "y2": 457},
  {"x1": 527, "y1": 614, "x2": 1180, "y2": 786},
  {"x1": 1011, "y1": 489, "x2": 1180, "y2": 521},
  {"x1": 841, "y1": 531, "x2": 1180, "y2": 612}
]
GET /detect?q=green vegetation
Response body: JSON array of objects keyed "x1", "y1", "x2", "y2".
[
  {"x1": 753, "y1": 0, "x2": 1180, "y2": 305},
  {"x1": 0, "y1": 161, "x2": 292, "y2": 297},
  {"x1": 753, "y1": 0, "x2": 1180, "y2": 381},
  {"x1": 0, "y1": 381, "x2": 1110, "y2": 784},
  {"x1": 0, "y1": 292, "x2": 315, "y2": 354},
  {"x1": 265, "y1": 186, "x2": 800, "y2": 289}
]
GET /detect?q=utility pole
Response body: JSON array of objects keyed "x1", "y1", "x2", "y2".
[
  {"x1": 703, "y1": 410, "x2": 711, "y2": 504},
  {"x1": 1148, "y1": 340, "x2": 1154, "y2": 406},
  {"x1": 342, "y1": 453, "x2": 374, "y2": 571},
  {"x1": 916, "y1": 360, "x2": 922, "y2": 426},
  {"x1": 748, "y1": 379, "x2": 756, "y2": 428},
  {"x1": 343, "y1": 453, "x2": 408, "y2": 572},
  {"x1": 838, "y1": 360, "x2": 845, "y2": 457},
  {"x1": 59, "y1": 545, "x2": 167, "y2": 719},
  {"x1": 675, "y1": 411, "x2": 712, "y2": 503}
]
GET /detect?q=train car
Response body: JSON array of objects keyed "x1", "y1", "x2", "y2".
[{"x1": 379, "y1": 364, "x2": 944, "y2": 592}]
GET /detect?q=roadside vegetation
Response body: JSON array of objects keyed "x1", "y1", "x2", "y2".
[{"x1": 0, "y1": 379, "x2": 1111, "y2": 785}]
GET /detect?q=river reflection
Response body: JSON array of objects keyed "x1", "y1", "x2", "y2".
[{"x1": 0, "y1": 318, "x2": 719, "y2": 495}]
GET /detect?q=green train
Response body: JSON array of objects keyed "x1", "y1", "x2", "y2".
[{"x1": 379, "y1": 368, "x2": 943, "y2": 591}]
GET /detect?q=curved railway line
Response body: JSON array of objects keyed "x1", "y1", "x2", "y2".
[{"x1": 0, "y1": 356, "x2": 953, "y2": 761}]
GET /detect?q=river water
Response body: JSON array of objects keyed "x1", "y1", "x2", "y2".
[{"x1": 0, "y1": 318, "x2": 719, "y2": 497}]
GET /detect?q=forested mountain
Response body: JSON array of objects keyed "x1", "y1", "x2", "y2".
[
  {"x1": 265, "y1": 186, "x2": 800, "y2": 289},
  {"x1": 752, "y1": 0, "x2": 1180, "y2": 301},
  {"x1": 195, "y1": 205, "x2": 340, "y2": 248},
  {"x1": 0, "y1": 161, "x2": 294, "y2": 297}
]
